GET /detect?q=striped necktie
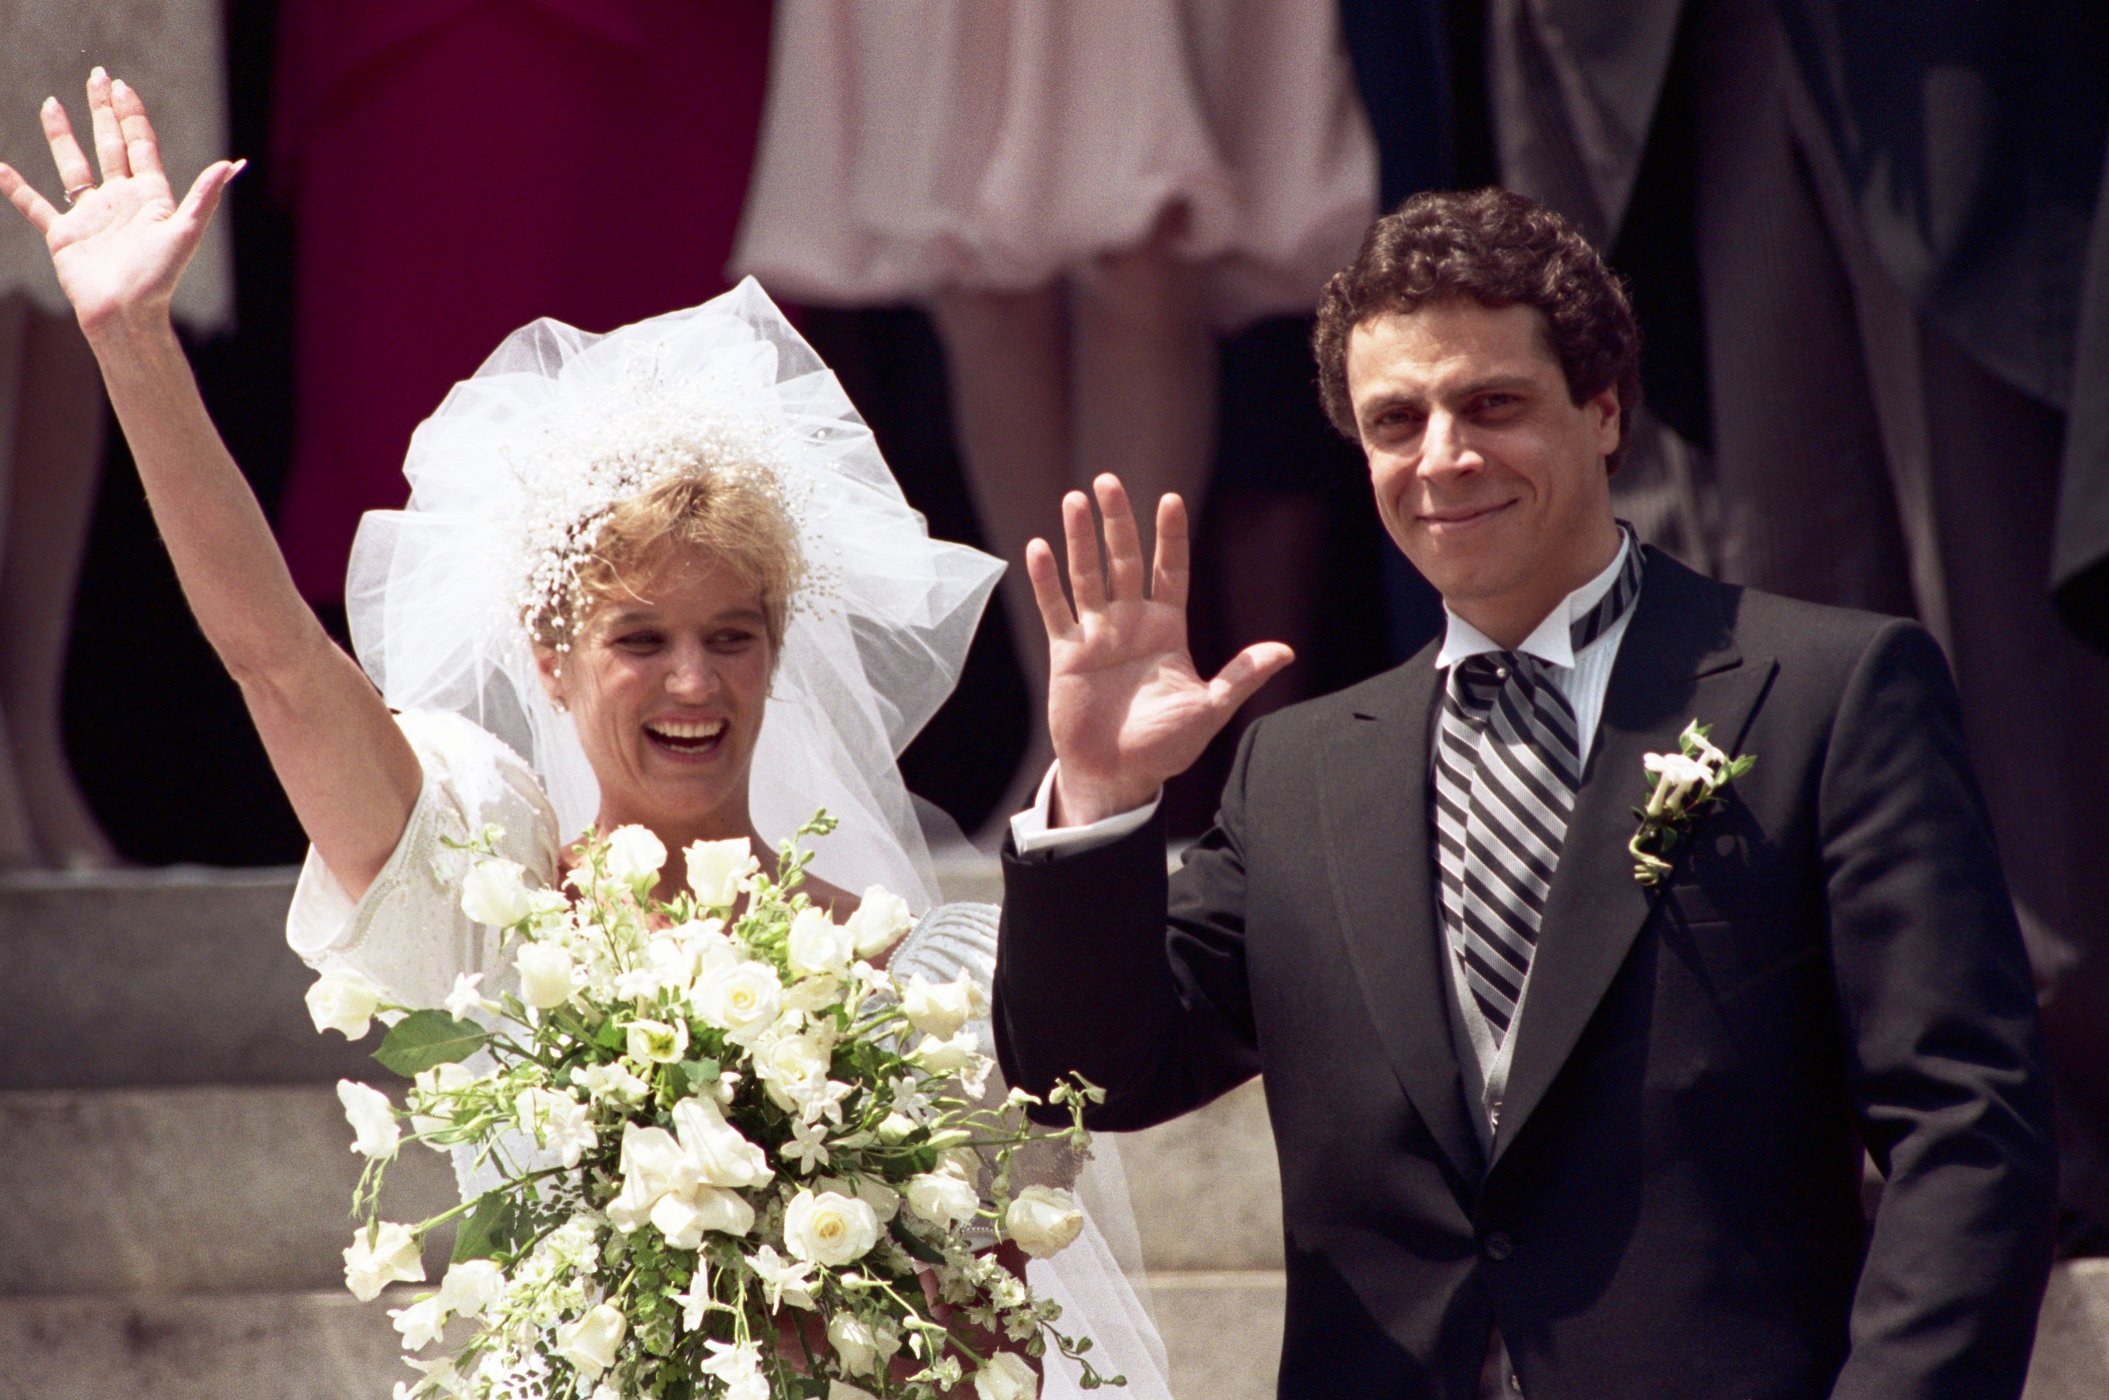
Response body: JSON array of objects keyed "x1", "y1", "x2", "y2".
[{"x1": 1433, "y1": 532, "x2": 1644, "y2": 1043}]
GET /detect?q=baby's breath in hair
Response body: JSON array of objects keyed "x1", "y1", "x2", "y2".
[
  {"x1": 529, "y1": 466, "x2": 805, "y2": 659},
  {"x1": 504, "y1": 358, "x2": 820, "y2": 659}
]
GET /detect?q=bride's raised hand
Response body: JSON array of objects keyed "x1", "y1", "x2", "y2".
[
  {"x1": 1, "y1": 70, "x2": 417, "y2": 897},
  {"x1": 0, "y1": 68, "x2": 241, "y2": 337},
  {"x1": 1028, "y1": 474, "x2": 1294, "y2": 826}
]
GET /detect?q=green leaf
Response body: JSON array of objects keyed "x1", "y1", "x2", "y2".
[
  {"x1": 450, "y1": 1191, "x2": 520, "y2": 1263},
  {"x1": 892, "y1": 1221, "x2": 948, "y2": 1265},
  {"x1": 678, "y1": 1058, "x2": 723, "y2": 1091},
  {"x1": 373, "y1": 1009, "x2": 487, "y2": 1075}
]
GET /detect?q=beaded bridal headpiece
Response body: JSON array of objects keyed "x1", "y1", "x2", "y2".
[{"x1": 344, "y1": 279, "x2": 1000, "y2": 907}]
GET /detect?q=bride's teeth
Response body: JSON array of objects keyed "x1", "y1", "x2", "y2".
[{"x1": 648, "y1": 719, "x2": 726, "y2": 740}]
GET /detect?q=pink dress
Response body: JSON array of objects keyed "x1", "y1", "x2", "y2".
[
  {"x1": 269, "y1": 0, "x2": 773, "y2": 605},
  {"x1": 732, "y1": 0, "x2": 1378, "y2": 331}
]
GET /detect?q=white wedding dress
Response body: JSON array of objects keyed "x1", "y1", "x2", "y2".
[{"x1": 285, "y1": 709, "x2": 1173, "y2": 1399}]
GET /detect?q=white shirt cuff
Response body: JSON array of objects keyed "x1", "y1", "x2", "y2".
[{"x1": 1008, "y1": 763, "x2": 1162, "y2": 855}]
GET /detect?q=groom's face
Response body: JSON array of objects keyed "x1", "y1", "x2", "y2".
[{"x1": 1347, "y1": 298, "x2": 1623, "y2": 643}]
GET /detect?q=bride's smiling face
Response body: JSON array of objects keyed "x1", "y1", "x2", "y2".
[{"x1": 541, "y1": 546, "x2": 774, "y2": 843}]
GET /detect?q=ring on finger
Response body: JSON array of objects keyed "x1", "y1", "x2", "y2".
[{"x1": 63, "y1": 182, "x2": 95, "y2": 206}]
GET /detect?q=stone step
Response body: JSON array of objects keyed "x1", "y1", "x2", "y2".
[
  {"x1": 0, "y1": 1287, "x2": 416, "y2": 1400},
  {"x1": 0, "y1": 1085, "x2": 457, "y2": 1295},
  {"x1": 0, "y1": 1271, "x2": 1281, "y2": 1400},
  {"x1": 1146, "y1": 1270, "x2": 1284, "y2": 1400},
  {"x1": 0, "y1": 855, "x2": 1004, "y2": 1091},
  {"x1": 6, "y1": 1264, "x2": 2104, "y2": 1400},
  {"x1": 1116, "y1": 1079, "x2": 1283, "y2": 1273},
  {"x1": 0, "y1": 867, "x2": 361, "y2": 1090},
  {"x1": 0, "y1": 1078, "x2": 1281, "y2": 1293}
]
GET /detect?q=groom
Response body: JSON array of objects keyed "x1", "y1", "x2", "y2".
[{"x1": 992, "y1": 189, "x2": 2056, "y2": 1397}]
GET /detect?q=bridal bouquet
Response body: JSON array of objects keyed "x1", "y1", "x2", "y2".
[{"x1": 305, "y1": 815, "x2": 1113, "y2": 1400}]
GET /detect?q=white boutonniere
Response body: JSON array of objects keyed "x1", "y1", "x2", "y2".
[{"x1": 1629, "y1": 721, "x2": 1755, "y2": 885}]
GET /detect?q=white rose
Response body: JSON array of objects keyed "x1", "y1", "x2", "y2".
[
  {"x1": 436, "y1": 1259, "x2": 504, "y2": 1317},
  {"x1": 337, "y1": 1080, "x2": 401, "y2": 1160},
  {"x1": 973, "y1": 1351, "x2": 1038, "y2": 1400},
  {"x1": 1004, "y1": 1185, "x2": 1083, "y2": 1259},
  {"x1": 783, "y1": 1189, "x2": 881, "y2": 1267},
  {"x1": 459, "y1": 856, "x2": 537, "y2": 927},
  {"x1": 787, "y1": 906, "x2": 856, "y2": 980},
  {"x1": 844, "y1": 886, "x2": 914, "y2": 959},
  {"x1": 901, "y1": 975, "x2": 985, "y2": 1040},
  {"x1": 604, "y1": 824, "x2": 669, "y2": 889},
  {"x1": 305, "y1": 970, "x2": 384, "y2": 1039},
  {"x1": 344, "y1": 1221, "x2": 425, "y2": 1301},
  {"x1": 829, "y1": 1383, "x2": 881, "y2": 1400},
  {"x1": 692, "y1": 959, "x2": 782, "y2": 1042},
  {"x1": 685, "y1": 836, "x2": 757, "y2": 908},
  {"x1": 389, "y1": 1296, "x2": 445, "y2": 1351},
  {"x1": 752, "y1": 1023, "x2": 833, "y2": 1111},
  {"x1": 904, "y1": 1162, "x2": 980, "y2": 1229},
  {"x1": 515, "y1": 1087, "x2": 597, "y2": 1168},
  {"x1": 555, "y1": 1303, "x2": 626, "y2": 1377},
  {"x1": 515, "y1": 941, "x2": 576, "y2": 1009},
  {"x1": 626, "y1": 1017, "x2": 689, "y2": 1064},
  {"x1": 826, "y1": 1312, "x2": 881, "y2": 1378}
]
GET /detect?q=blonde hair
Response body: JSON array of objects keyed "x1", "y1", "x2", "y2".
[{"x1": 527, "y1": 471, "x2": 803, "y2": 656}]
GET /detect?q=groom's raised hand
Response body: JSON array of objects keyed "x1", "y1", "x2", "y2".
[{"x1": 1026, "y1": 474, "x2": 1294, "y2": 827}]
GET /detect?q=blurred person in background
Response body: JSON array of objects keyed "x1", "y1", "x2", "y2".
[
  {"x1": 1485, "y1": 0, "x2": 2109, "y2": 1252},
  {"x1": 0, "y1": 9, "x2": 233, "y2": 869},
  {"x1": 268, "y1": 0, "x2": 772, "y2": 628},
  {"x1": 733, "y1": 2, "x2": 1378, "y2": 834}
]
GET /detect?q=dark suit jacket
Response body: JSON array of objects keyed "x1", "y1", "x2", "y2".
[{"x1": 995, "y1": 551, "x2": 2056, "y2": 1399}]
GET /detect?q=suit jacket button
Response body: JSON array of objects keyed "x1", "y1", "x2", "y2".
[{"x1": 1481, "y1": 1230, "x2": 1513, "y2": 1261}]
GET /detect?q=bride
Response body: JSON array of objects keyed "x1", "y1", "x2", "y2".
[{"x1": 0, "y1": 72, "x2": 1172, "y2": 1399}]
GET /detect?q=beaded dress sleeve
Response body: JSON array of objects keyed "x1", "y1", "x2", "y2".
[{"x1": 284, "y1": 710, "x2": 563, "y2": 1011}]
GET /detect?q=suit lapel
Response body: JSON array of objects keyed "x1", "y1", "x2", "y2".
[
  {"x1": 1320, "y1": 656, "x2": 1485, "y2": 1188},
  {"x1": 1490, "y1": 552, "x2": 1774, "y2": 1169}
]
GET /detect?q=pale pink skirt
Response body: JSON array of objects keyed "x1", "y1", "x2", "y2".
[{"x1": 731, "y1": 0, "x2": 1379, "y2": 331}]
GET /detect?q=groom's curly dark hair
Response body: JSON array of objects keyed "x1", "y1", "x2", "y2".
[{"x1": 1312, "y1": 187, "x2": 1642, "y2": 467}]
